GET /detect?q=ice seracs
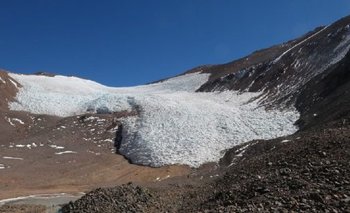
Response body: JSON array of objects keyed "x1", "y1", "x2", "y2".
[{"x1": 9, "y1": 72, "x2": 299, "y2": 167}]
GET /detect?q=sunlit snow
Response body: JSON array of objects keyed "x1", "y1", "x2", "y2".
[{"x1": 9, "y1": 72, "x2": 299, "y2": 167}]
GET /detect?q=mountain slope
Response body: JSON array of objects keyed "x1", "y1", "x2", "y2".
[
  {"x1": 9, "y1": 17, "x2": 350, "y2": 168},
  {"x1": 196, "y1": 15, "x2": 350, "y2": 130},
  {"x1": 59, "y1": 15, "x2": 350, "y2": 213},
  {"x1": 1, "y1": 14, "x2": 350, "y2": 212}
]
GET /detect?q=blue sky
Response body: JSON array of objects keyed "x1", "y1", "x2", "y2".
[{"x1": 0, "y1": 1, "x2": 349, "y2": 86}]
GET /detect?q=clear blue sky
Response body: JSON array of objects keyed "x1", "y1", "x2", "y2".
[{"x1": 0, "y1": 1, "x2": 349, "y2": 86}]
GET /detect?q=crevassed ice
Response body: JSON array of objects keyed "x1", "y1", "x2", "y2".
[{"x1": 9, "y1": 72, "x2": 299, "y2": 167}]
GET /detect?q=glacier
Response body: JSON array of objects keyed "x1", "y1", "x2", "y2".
[{"x1": 9, "y1": 72, "x2": 299, "y2": 167}]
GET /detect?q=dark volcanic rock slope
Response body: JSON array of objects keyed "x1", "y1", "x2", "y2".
[{"x1": 197, "y1": 15, "x2": 350, "y2": 129}]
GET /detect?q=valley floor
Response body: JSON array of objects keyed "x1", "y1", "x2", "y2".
[
  {"x1": 1, "y1": 116, "x2": 349, "y2": 213},
  {"x1": 0, "y1": 112, "x2": 190, "y2": 202}
]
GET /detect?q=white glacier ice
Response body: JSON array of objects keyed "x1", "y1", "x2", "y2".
[{"x1": 9, "y1": 72, "x2": 299, "y2": 167}]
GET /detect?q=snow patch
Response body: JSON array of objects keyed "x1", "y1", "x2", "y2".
[
  {"x1": 84, "y1": 116, "x2": 99, "y2": 121},
  {"x1": 49, "y1": 145, "x2": 65, "y2": 149},
  {"x1": 3, "y1": 156, "x2": 23, "y2": 160},
  {"x1": 330, "y1": 32, "x2": 350, "y2": 65},
  {"x1": 5, "y1": 117, "x2": 24, "y2": 126},
  {"x1": 5, "y1": 117, "x2": 15, "y2": 126},
  {"x1": 235, "y1": 144, "x2": 250, "y2": 157},
  {"x1": 9, "y1": 79, "x2": 18, "y2": 88},
  {"x1": 12, "y1": 118, "x2": 24, "y2": 124},
  {"x1": 55, "y1": 151, "x2": 77, "y2": 155}
]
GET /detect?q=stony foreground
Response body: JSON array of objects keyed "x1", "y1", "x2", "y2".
[{"x1": 57, "y1": 117, "x2": 350, "y2": 213}]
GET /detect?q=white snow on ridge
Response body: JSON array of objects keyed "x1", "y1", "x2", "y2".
[
  {"x1": 9, "y1": 72, "x2": 299, "y2": 167},
  {"x1": 273, "y1": 25, "x2": 329, "y2": 64}
]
